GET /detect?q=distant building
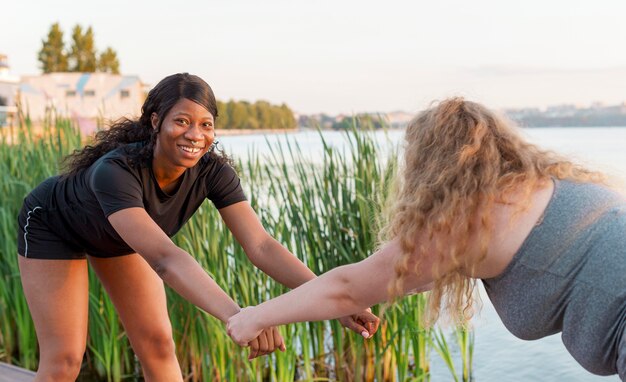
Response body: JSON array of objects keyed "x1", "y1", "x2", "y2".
[
  {"x1": 19, "y1": 72, "x2": 145, "y2": 134},
  {"x1": 0, "y1": 54, "x2": 19, "y2": 126},
  {"x1": 385, "y1": 111, "x2": 414, "y2": 128}
]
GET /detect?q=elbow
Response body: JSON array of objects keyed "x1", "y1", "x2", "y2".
[
  {"x1": 152, "y1": 259, "x2": 169, "y2": 278},
  {"x1": 145, "y1": 244, "x2": 180, "y2": 279},
  {"x1": 245, "y1": 235, "x2": 272, "y2": 265}
]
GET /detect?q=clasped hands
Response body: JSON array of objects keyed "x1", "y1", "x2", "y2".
[{"x1": 227, "y1": 308, "x2": 380, "y2": 360}]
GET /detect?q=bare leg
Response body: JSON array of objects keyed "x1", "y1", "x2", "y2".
[
  {"x1": 18, "y1": 256, "x2": 88, "y2": 382},
  {"x1": 88, "y1": 254, "x2": 183, "y2": 382}
]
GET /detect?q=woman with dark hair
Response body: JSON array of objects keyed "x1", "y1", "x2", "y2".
[
  {"x1": 17, "y1": 73, "x2": 379, "y2": 381},
  {"x1": 228, "y1": 98, "x2": 626, "y2": 379}
]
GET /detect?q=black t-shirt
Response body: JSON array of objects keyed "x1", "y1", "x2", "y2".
[{"x1": 44, "y1": 143, "x2": 247, "y2": 257}]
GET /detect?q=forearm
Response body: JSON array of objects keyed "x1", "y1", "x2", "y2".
[
  {"x1": 249, "y1": 237, "x2": 316, "y2": 289},
  {"x1": 248, "y1": 238, "x2": 435, "y2": 328},
  {"x1": 155, "y1": 249, "x2": 240, "y2": 322},
  {"x1": 253, "y1": 263, "x2": 377, "y2": 328}
]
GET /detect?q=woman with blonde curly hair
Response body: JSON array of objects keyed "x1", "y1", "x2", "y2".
[{"x1": 227, "y1": 98, "x2": 626, "y2": 379}]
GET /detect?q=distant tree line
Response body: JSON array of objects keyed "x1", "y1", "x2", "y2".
[
  {"x1": 299, "y1": 113, "x2": 387, "y2": 130},
  {"x1": 331, "y1": 114, "x2": 386, "y2": 130},
  {"x1": 507, "y1": 104, "x2": 626, "y2": 127},
  {"x1": 38, "y1": 23, "x2": 120, "y2": 74},
  {"x1": 216, "y1": 100, "x2": 296, "y2": 130}
]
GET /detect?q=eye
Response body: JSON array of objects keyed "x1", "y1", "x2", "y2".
[
  {"x1": 175, "y1": 118, "x2": 189, "y2": 126},
  {"x1": 201, "y1": 121, "x2": 214, "y2": 130}
]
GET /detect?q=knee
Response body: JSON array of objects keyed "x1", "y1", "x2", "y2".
[
  {"x1": 38, "y1": 351, "x2": 84, "y2": 381},
  {"x1": 133, "y1": 328, "x2": 177, "y2": 360}
]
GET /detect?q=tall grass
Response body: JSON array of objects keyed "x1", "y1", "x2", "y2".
[{"x1": 0, "y1": 116, "x2": 474, "y2": 381}]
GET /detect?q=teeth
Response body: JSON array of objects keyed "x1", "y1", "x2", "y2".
[{"x1": 180, "y1": 146, "x2": 202, "y2": 153}]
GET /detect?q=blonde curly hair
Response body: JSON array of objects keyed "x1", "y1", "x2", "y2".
[{"x1": 381, "y1": 98, "x2": 605, "y2": 326}]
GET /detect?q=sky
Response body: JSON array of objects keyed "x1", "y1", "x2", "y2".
[{"x1": 3, "y1": 0, "x2": 626, "y2": 115}]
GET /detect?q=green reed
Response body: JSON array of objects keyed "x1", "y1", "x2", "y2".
[{"x1": 0, "y1": 117, "x2": 474, "y2": 381}]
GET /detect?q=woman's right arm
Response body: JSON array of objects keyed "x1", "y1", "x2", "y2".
[
  {"x1": 227, "y1": 238, "x2": 435, "y2": 345},
  {"x1": 108, "y1": 207, "x2": 241, "y2": 322},
  {"x1": 109, "y1": 207, "x2": 286, "y2": 358}
]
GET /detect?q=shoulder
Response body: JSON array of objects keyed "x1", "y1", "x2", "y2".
[
  {"x1": 103, "y1": 142, "x2": 145, "y2": 161},
  {"x1": 89, "y1": 144, "x2": 147, "y2": 189},
  {"x1": 472, "y1": 181, "x2": 555, "y2": 278},
  {"x1": 198, "y1": 153, "x2": 247, "y2": 208},
  {"x1": 559, "y1": 178, "x2": 623, "y2": 200},
  {"x1": 94, "y1": 143, "x2": 145, "y2": 172}
]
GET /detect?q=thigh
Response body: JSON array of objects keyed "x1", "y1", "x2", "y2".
[
  {"x1": 88, "y1": 254, "x2": 173, "y2": 346},
  {"x1": 18, "y1": 256, "x2": 89, "y2": 355}
]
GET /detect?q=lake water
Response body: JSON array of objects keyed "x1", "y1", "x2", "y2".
[{"x1": 220, "y1": 127, "x2": 626, "y2": 381}]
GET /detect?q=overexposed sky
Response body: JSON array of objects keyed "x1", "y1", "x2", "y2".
[{"x1": 3, "y1": 0, "x2": 626, "y2": 114}]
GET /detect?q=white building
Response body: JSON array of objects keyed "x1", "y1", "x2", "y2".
[
  {"x1": 19, "y1": 72, "x2": 145, "y2": 134},
  {"x1": 0, "y1": 54, "x2": 19, "y2": 126}
]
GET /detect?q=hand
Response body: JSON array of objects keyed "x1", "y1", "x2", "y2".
[
  {"x1": 337, "y1": 308, "x2": 380, "y2": 339},
  {"x1": 227, "y1": 307, "x2": 286, "y2": 360},
  {"x1": 247, "y1": 326, "x2": 286, "y2": 360},
  {"x1": 227, "y1": 306, "x2": 262, "y2": 346}
]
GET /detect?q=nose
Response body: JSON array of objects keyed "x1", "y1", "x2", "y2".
[{"x1": 184, "y1": 123, "x2": 205, "y2": 141}]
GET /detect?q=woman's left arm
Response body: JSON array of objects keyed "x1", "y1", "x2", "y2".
[
  {"x1": 219, "y1": 201, "x2": 316, "y2": 287},
  {"x1": 219, "y1": 202, "x2": 380, "y2": 335}
]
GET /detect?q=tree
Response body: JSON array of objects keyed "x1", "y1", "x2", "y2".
[
  {"x1": 279, "y1": 103, "x2": 296, "y2": 129},
  {"x1": 218, "y1": 99, "x2": 296, "y2": 130},
  {"x1": 245, "y1": 102, "x2": 259, "y2": 130},
  {"x1": 216, "y1": 100, "x2": 229, "y2": 129},
  {"x1": 37, "y1": 23, "x2": 123, "y2": 74},
  {"x1": 230, "y1": 101, "x2": 249, "y2": 130},
  {"x1": 68, "y1": 25, "x2": 97, "y2": 72},
  {"x1": 255, "y1": 101, "x2": 272, "y2": 129},
  {"x1": 98, "y1": 47, "x2": 120, "y2": 74},
  {"x1": 37, "y1": 22, "x2": 68, "y2": 73}
]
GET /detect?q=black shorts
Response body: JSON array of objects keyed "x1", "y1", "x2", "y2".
[{"x1": 17, "y1": 177, "x2": 87, "y2": 260}]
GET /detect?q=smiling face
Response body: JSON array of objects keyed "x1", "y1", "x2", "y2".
[{"x1": 152, "y1": 98, "x2": 215, "y2": 180}]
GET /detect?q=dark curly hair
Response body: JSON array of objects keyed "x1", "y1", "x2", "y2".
[{"x1": 62, "y1": 73, "x2": 229, "y2": 176}]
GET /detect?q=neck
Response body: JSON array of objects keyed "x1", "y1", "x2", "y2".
[{"x1": 151, "y1": 157, "x2": 185, "y2": 192}]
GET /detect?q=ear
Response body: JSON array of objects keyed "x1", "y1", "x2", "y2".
[{"x1": 150, "y1": 113, "x2": 159, "y2": 130}]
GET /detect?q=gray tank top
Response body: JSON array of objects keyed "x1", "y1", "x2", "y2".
[{"x1": 482, "y1": 179, "x2": 626, "y2": 376}]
